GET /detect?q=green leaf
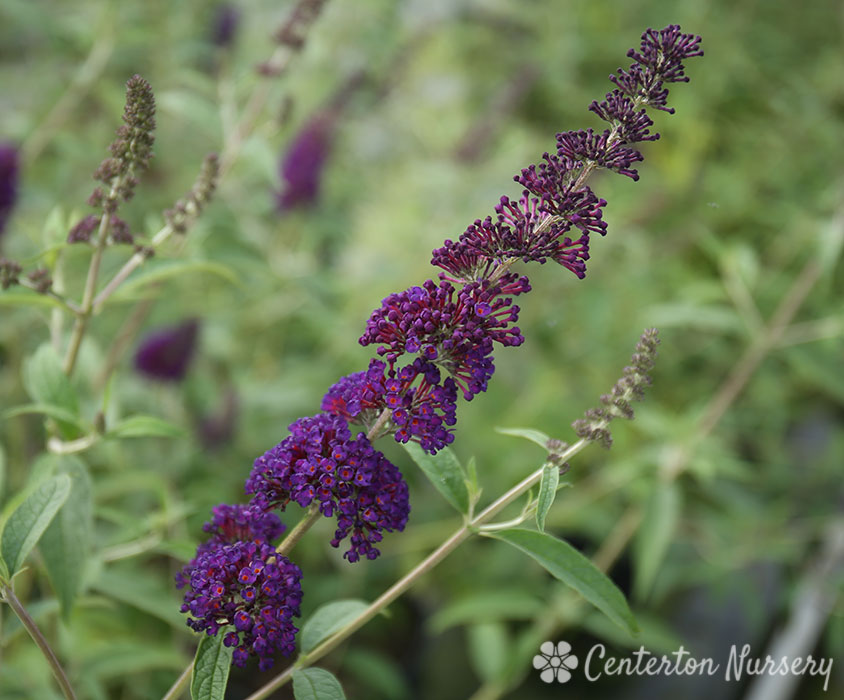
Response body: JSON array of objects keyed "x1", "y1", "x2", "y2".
[
  {"x1": 0, "y1": 474, "x2": 71, "y2": 575},
  {"x1": 108, "y1": 259, "x2": 239, "y2": 303},
  {"x1": 633, "y1": 482, "x2": 680, "y2": 601},
  {"x1": 0, "y1": 445, "x2": 5, "y2": 501},
  {"x1": 191, "y1": 633, "x2": 233, "y2": 700},
  {"x1": 0, "y1": 292, "x2": 66, "y2": 309},
  {"x1": 468, "y1": 622, "x2": 510, "y2": 683},
  {"x1": 22, "y1": 344, "x2": 81, "y2": 439},
  {"x1": 489, "y1": 528, "x2": 638, "y2": 637},
  {"x1": 91, "y1": 568, "x2": 187, "y2": 631},
  {"x1": 535, "y1": 462, "x2": 560, "y2": 532},
  {"x1": 2, "y1": 403, "x2": 89, "y2": 433},
  {"x1": 107, "y1": 415, "x2": 186, "y2": 439},
  {"x1": 402, "y1": 442, "x2": 469, "y2": 514},
  {"x1": 300, "y1": 599, "x2": 369, "y2": 653},
  {"x1": 38, "y1": 455, "x2": 93, "y2": 617},
  {"x1": 292, "y1": 668, "x2": 346, "y2": 700},
  {"x1": 495, "y1": 427, "x2": 551, "y2": 450},
  {"x1": 430, "y1": 589, "x2": 544, "y2": 633}
]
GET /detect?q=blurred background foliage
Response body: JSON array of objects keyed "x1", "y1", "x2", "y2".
[{"x1": 0, "y1": 0, "x2": 842, "y2": 698}]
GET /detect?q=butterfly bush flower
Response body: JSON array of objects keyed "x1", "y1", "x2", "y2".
[
  {"x1": 246, "y1": 414, "x2": 410, "y2": 562},
  {"x1": 277, "y1": 115, "x2": 335, "y2": 210},
  {"x1": 177, "y1": 26, "x2": 702, "y2": 668},
  {"x1": 134, "y1": 318, "x2": 200, "y2": 381},
  {"x1": 210, "y1": 4, "x2": 240, "y2": 48},
  {"x1": 0, "y1": 144, "x2": 19, "y2": 240}
]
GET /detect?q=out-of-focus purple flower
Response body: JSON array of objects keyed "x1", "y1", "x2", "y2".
[
  {"x1": 277, "y1": 116, "x2": 334, "y2": 210},
  {"x1": 211, "y1": 4, "x2": 240, "y2": 48},
  {"x1": 246, "y1": 413, "x2": 410, "y2": 562},
  {"x1": 177, "y1": 539, "x2": 302, "y2": 670},
  {"x1": 134, "y1": 319, "x2": 199, "y2": 381},
  {"x1": 322, "y1": 358, "x2": 458, "y2": 455},
  {"x1": 0, "y1": 144, "x2": 19, "y2": 239}
]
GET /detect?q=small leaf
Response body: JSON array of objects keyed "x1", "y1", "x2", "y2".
[
  {"x1": 22, "y1": 344, "x2": 81, "y2": 439},
  {"x1": 535, "y1": 463, "x2": 560, "y2": 532},
  {"x1": 495, "y1": 427, "x2": 551, "y2": 449},
  {"x1": 300, "y1": 600, "x2": 369, "y2": 653},
  {"x1": 2, "y1": 403, "x2": 89, "y2": 432},
  {"x1": 191, "y1": 633, "x2": 233, "y2": 700},
  {"x1": 292, "y1": 668, "x2": 346, "y2": 700},
  {"x1": 0, "y1": 292, "x2": 66, "y2": 309},
  {"x1": 0, "y1": 474, "x2": 71, "y2": 575},
  {"x1": 107, "y1": 415, "x2": 185, "y2": 439},
  {"x1": 633, "y1": 482, "x2": 680, "y2": 601},
  {"x1": 39, "y1": 455, "x2": 93, "y2": 617},
  {"x1": 489, "y1": 528, "x2": 638, "y2": 637},
  {"x1": 402, "y1": 442, "x2": 469, "y2": 514},
  {"x1": 0, "y1": 445, "x2": 5, "y2": 500}
]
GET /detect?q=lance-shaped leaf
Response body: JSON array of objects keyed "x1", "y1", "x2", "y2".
[
  {"x1": 1, "y1": 474, "x2": 71, "y2": 575},
  {"x1": 292, "y1": 668, "x2": 346, "y2": 700},
  {"x1": 191, "y1": 632, "x2": 233, "y2": 700},
  {"x1": 301, "y1": 599, "x2": 370, "y2": 653},
  {"x1": 402, "y1": 442, "x2": 469, "y2": 514},
  {"x1": 489, "y1": 528, "x2": 638, "y2": 637}
]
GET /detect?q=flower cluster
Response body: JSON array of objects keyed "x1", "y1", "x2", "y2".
[
  {"x1": 359, "y1": 275, "x2": 529, "y2": 404},
  {"x1": 322, "y1": 358, "x2": 459, "y2": 454},
  {"x1": 176, "y1": 505, "x2": 298, "y2": 670},
  {"x1": 177, "y1": 26, "x2": 701, "y2": 671},
  {"x1": 246, "y1": 413, "x2": 410, "y2": 562}
]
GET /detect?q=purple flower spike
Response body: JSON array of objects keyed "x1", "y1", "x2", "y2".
[
  {"x1": 247, "y1": 414, "x2": 410, "y2": 561},
  {"x1": 277, "y1": 116, "x2": 334, "y2": 210},
  {"x1": 0, "y1": 144, "x2": 19, "y2": 239},
  {"x1": 177, "y1": 539, "x2": 302, "y2": 670},
  {"x1": 134, "y1": 318, "x2": 200, "y2": 381}
]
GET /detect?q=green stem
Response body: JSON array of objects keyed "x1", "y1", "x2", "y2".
[
  {"x1": 276, "y1": 505, "x2": 322, "y2": 557},
  {"x1": 160, "y1": 664, "x2": 191, "y2": 700},
  {"x1": 1, "y1": 584, "x2": 78, "y2": 700},
  {"x1": 244, "y1": 439, "x2": 589, "y2": 700}
]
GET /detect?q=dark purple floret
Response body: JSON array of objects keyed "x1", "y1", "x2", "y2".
[
  {"x1": 211, "y1": 4, "x2": 240, "y2": 47},
  {"x1": 277, "y1": 116, "x2": 334, "y2": 210},
  {"x1": 134, "y1": 318, "x2": 199, "y2": 381},
  {"x1": 628, "y1": 25, "x2": 703, "y2": 84},
  {"x1": 322, "y1": 358, "x2": 458, "y2": 454},
  {"x1": 177, "y1": 539, "x2": 302, "y2": 670},
  {"x1": 360, "y1": 277, "x2": 528, "y2": 401},
  {"x1": 247, "y1": 414, "x2": 410, "y2": 562},
  {"x1": 589, "y1": 90, "x2": 659, "y2": 144},
  {"x1": 0, "y1": 144, "x2": 19, "y2": 239},
  {"x1": 175, "y1": 503, "x2": 285, "y2": 589},
  {"x1": 556, "y1": 129, "x2": 643, "y2": 180}
]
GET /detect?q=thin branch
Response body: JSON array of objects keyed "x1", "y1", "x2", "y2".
[{"x1": 1, "y1": 584, "x2": 78, "y2": 700}]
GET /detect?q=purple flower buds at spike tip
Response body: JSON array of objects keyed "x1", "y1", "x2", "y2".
[
  {"x1": 277, "y1": 116, "x2": 334, "y2": 210},
  {"x1": 0, "y1": 144, "x2": 19, "y2": 239},
  {"x1": 134, "y1": 319, "x2": 200, "y2": 381}
]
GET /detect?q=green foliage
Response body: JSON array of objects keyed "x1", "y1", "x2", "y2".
[
  {"x1": 292, "y1": 668, "x2": 347, "y2": 700},
  {"x1": 1, "y1": 475, "x2": 71, "y2": 576},
  {"x1": 401, "y1": 442, "x2": 470, "y2": 515},
  {"x1": 489, "y1": 528, "x2": 639, "y2": 637},
  {"x1": 300, "y1": 599, "x2": 370, "y2": 654},
  {"x1": 191, "y1": 634, "x2": 234, "y2": 700}
]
